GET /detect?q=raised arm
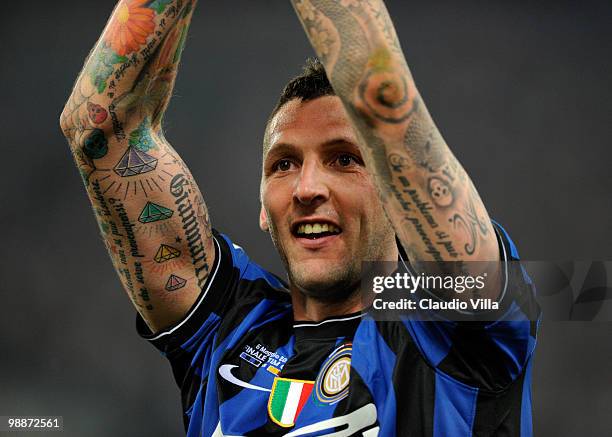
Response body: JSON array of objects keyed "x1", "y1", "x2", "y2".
[
  {"x1": 60, "y1": 0, "x2": 214, "y2": 331},
  {"x1": 291, "y1": 1, "x2": 500, "y2": 270}
]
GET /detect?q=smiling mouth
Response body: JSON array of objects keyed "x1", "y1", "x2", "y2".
[{"x1": 293, "y1": 222, "x2": 342, "y2": 240}]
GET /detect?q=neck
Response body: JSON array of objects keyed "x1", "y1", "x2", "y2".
[{"x1": 291, "y1": 287, "x2": 365, "y2": 322}]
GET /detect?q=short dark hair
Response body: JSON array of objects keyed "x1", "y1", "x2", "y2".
[
  {"x1": 263, "y1": 59, "x2": 335, "y2": 154},
  {"x1": 270, "y1": 58, "x2": 335, "y2": 119}
]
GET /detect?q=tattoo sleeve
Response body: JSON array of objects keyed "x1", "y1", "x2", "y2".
[
  {"x1": 292, "y1": 0, "x2": 501, "y2": 296},
  {"x1": 60, "y1": 0, "x2": 215, "y2": 331}
]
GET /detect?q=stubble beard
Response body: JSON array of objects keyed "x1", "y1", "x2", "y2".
[{"x1": 267, "y1": 218, "x2": 387, "y2": 303}]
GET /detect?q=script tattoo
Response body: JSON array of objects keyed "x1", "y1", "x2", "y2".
[
  {"x1": 293, "y1": 0, "x2": 499, "y2": 264},
  {"x1": 170, "y1": 173, "x2": 211, "y2": 290},
  {"x1": 449, "y1": 190, "x2": 489, "y2": 256},
  {"x1": 387, "y1": 152, "x2": 409, "y2": 173}
]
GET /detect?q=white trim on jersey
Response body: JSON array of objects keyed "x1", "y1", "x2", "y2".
[
  {"x1": 148, "y1": 236, "x2": 222, "y2": 341},
  {"x1": 397, "y1": 224, "x2": 510, "y2": 316},
  {"x1": 293, "y1": 313, "x2": 365, "y2": 328}
]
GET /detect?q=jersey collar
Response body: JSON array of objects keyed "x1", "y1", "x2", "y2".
[{"x1": 292, "y1": 312, "x2": 364, "y2": 340}]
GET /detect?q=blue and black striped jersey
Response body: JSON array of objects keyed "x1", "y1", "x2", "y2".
[{"x1": 137, "y1": 223, "x2": 539, "y2": 436}]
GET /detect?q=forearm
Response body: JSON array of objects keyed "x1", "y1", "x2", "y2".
[
  {"x1": 292, "y1": 0, "x2": 499, "y2": 267},
  {"x1": 61, "y1": 0, "x2": 196, "y2": 141}
]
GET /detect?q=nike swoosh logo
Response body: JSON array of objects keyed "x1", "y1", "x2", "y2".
[
  {"x1": 285, "y1": 404, "x2": 378, "y2": 437},
  {"x1": 218, "y1": 364, "x2": 271, "y2": 392},
  {"x1": 211, "y1": 404, "x2": 378, "y2": 437}
]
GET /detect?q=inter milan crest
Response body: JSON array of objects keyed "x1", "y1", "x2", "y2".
[
  {"x1": 314, "y1": 343, "x2": 352, "y2": 405},
  {"x1": 268, "y1": 377, "x2": 315, "y2": 427}
]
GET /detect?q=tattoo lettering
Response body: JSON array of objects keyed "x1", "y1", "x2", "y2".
[
  {"x1": 171, "y1": 173, "x2": 211, "y2": 289},
  {"x1": 387, "y1": 152, "x2": 410, "y2": 173},
  {"x1": 87, "y1": 0, "x2": 156, "y2": 93},
  {"x1": 403, "y1": 217, "x2": 443, "y2": 262},
  {"x1": 91, "y1": 179, "x2": 113, "y2": 218},
  {"x1": 402, "y1": 188, "x2": 438, "y2": 229},
  {"x1": 134, "y1": 261, "x2": 145, "y2": 284},
  {"x1": 387, "y1": 162, "x2": 459, "y2": 260},
  {"x1": 120, "y1": 267, "x2": 139, "y2": 307},
  {"x1": 134, "y1": 261, "x2": 154, "y2": 309},
  {"x1": 139, "y1": 287, "x2": 154, "y2": 310},
  {"x1": 107, "y1": 102, "x2": 126, "y2": 140},
  {"x1": 434, "y1": 230, "x2": 459, "y2": 259},
  {"x1": 108, "y1": 197, "x2": 145, "y2": 258},
  {"x1": 449, "y1": 195, "x2": 489, "y2": 256}
]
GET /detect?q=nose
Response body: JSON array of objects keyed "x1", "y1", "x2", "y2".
[{"x1": 293, "y1": 160, "x2": 330, "y2": 206}]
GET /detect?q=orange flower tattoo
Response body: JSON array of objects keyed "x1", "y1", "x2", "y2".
[{"x1": 106, "y1": 0, "x2": 156, "y2": 57}]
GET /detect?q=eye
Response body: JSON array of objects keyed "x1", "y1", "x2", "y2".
[
  {"x1": 273, "y1": 159, "x2": 295, "y2": 172},
  {"x1": 333, "y1": 153, "x2": 361, "y2": 167}
]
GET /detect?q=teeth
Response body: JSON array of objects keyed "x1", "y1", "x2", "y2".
[{"x1": 296, "y1": 223, "x2": 340, "y2": 235}]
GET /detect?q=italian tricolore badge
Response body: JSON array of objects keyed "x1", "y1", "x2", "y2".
[{"x1": 268, "y1": 377, "x2": 315, "y2": 427}]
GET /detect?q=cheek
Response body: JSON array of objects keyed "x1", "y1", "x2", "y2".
[
  {"x1": 361, "y1": 183, "x2": 389, "y2": 229},
  {"x1": 262, "y1": 182, "x2": 291, "y2": 226},
  {"x1": 337, "y1": 179, "x2": 381, "y2": 226}
]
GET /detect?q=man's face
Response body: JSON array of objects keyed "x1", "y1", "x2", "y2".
[{"x1": 260, "y1": 96, "x2": 398, "y2": 299}]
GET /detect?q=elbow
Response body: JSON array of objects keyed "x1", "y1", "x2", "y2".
[
  {"x1": 60, "y1": 99, "x2": 114, "y2": 148},
  {"x1": 59, "y1": 106, "x2": 76, "y2": 145}
]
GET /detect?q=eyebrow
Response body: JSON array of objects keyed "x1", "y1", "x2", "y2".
[{"x1": 265, "y1": 137, "x2": 360, "y2": 161}]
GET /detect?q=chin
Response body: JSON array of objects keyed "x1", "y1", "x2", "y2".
[{"x1": 288, "y1": 260, "x2": 360, "y2": 301}]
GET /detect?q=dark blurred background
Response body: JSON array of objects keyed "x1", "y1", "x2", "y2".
[{"x1": 1, "y1": 0, "x2": 610, "y2": 435}]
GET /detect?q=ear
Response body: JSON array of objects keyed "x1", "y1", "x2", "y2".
[{"x1": 259, "y1": 206, "x2": 269, "y2": 232}]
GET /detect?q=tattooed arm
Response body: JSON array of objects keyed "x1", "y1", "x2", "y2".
[
  {"x1": 60, "y1": 0, "x2": 214, "y2": 331},
  {"x1": 292, "y1": 0, "x2": 501, "y2": 296}
]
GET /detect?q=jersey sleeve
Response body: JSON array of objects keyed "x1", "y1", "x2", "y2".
[
  {"x1": 403, "y1": 221, "x2": 540, "y2": 392},
  {"x1": 135, "y1": 229, "x2": 289, "y2": 375}
]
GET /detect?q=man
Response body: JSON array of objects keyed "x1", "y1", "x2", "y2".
[{"x1": 60, "y1": 1, "x2": 538, "y2": 435}]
